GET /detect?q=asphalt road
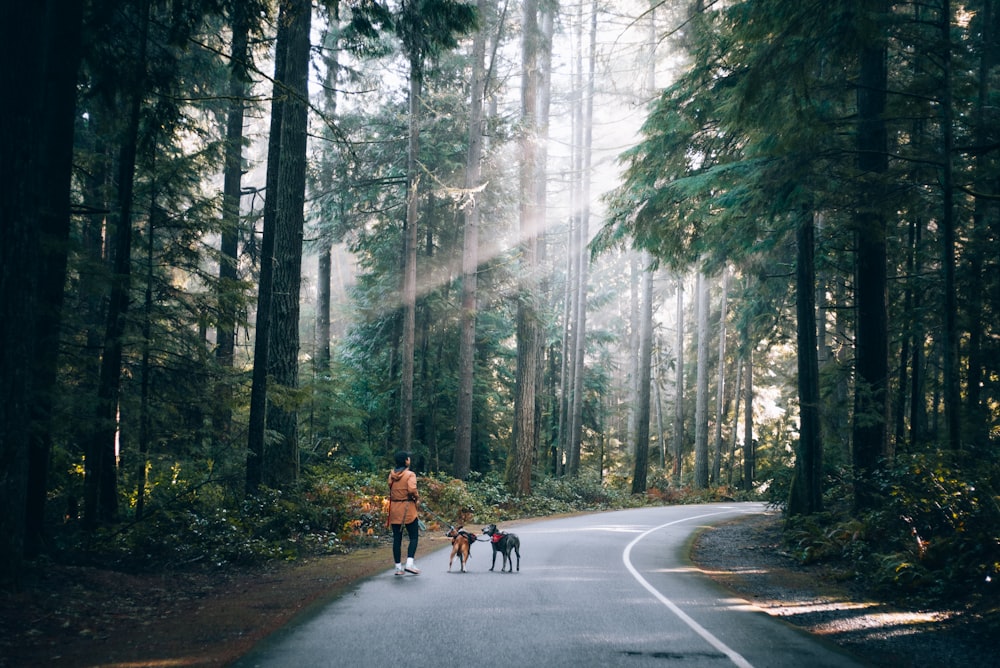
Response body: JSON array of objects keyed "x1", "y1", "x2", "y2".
[{"x1": 234, "y1": 503, "x2": 868, "y2": 667}]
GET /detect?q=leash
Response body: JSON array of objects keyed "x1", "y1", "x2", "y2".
[
  {"x1": 418, "y1": 504, "x2": 507, "y2": 544},
  {"x1": 419, "y1": 503, "x2": 488, "y2": 541},
  {"x1": 419, "y1": 502, "x2": 456, "y2": 531}
]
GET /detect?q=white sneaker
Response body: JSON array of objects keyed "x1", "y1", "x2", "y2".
[
  {"x1": 404, "y1": 561, "x2": 420, "y2": 574},
  {"x1": 394, "y1": 565, "x2": 404, "y2": 576}
]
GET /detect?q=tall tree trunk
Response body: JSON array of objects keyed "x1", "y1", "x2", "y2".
[
  {"x1": 510, "y1": 0, "x2": 540, "y2": 494},
  {"x1": 631, "y1": 253, "x2": 654, "y2": 494},
  {"x1": 23, "y1": 0, "x2": 85, "y2": 557},
  {"x1": 564, "y1": 1, "x2": 583, "y2": 476},
  {"x1": 455, "y1": 0, "x2": 490, "y2": 480},
  {"x1": 214, "y1": 0, "x2": 250, "y2": 445},
  {"x1": 314, "y1": 13, "x2": 340, "y2": 404},
  {"x1": 645, "y1": 1, "x2": 662, "y2": 474},
  {"x1": 789, "y1": 213, "x2": 823, "y2": 516},
  {"x1": 727, "y1": 359, "x2": 742, "y2": 486},
  {"x1": 909, "y1": 216, "x2": 927, "y2": 449},
  {"x1": 743, "y1": 346, "x2": 754, "y2": 490},
  {"x1": 557, "y1": 217, "x2": 573, "y2": 476},
  {"x1": 831, "y1": 275, "x2": 852, "y2": 462},
  {"x1": 73, "y1": 121, "x2": 112, "y2": 521},
  {"x1": 4, "y1": 0, "x2": 84, "y2": 570},
  {"x1": 568, "y1": 0, "x2": 594, "y2": 477},
  {"x1": 711, "y1": 267, "x2": 729, "y2": 483},
  {"x1": 627, "y1": 254, "x2": 640, "y2": 458},
  {"x1": 86, "y1": 0, "x2": 151, "y2": 526},
  {"x1": 937, "y1": 0, "x2": 961, "y2": 452},
  {"x1": 966, "y1": 0, "x2": 994, "y2": 449},
  {"x1": 671, "y1": 277, "x2": 684, "y2": 484},
  {"x1": 693, "y1": 270, "x2": 710, "y2": 488},
  {"x1": 400, "y1": 53, "x2": 422, "y2": 455},
  {"x1": 902, "y1": 1, "x2": 929, "y2": 453},
  {"x1": 553, "y1": 16, "x2": 570, "y2": 473},
  {"x1": 533, "y1": 1, "x2": 554, "y2": 468},
  {"x1": 852, "y1": 0, "x2": 890, "y2": 511},
  {"x1": 137, "y1": 187, "x2": 158, "y2": 521},
  {"x1": 264, "y1": 0, "x2": 312, "y2": 489},
  {"x1": 316, "y1": 247, "x2": 331, "y2": 364},
  {"x1": 247, "y1": 2, "x2": 291, "y2": 494},
  {"x1": 654, "y1": 343, "x2": 666, "y2": 469},
  {"x1": 1, "y1": 6, "x2": 40, "y2": 573},
  {"x1": 894, "y1": 217, "x2": 914, "y2": 451}
]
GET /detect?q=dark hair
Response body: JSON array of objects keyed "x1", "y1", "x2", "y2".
[{"x1": 394, "y1": 451, "x2": 411, "y2": 468}]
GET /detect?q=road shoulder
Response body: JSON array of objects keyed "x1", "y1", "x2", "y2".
[{"x1": 690, "y1": 511, "x2": 993, "y2": 668}]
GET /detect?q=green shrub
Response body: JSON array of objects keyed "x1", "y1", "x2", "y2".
[
  {"x1": 867, "y1": 453, "x2": 1000, "y2": 600},
  {"x1": 784, "y1": 512, "x2": 867, "y2": 565}
]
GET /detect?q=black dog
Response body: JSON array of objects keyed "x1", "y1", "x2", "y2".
[{"x1": 482, "y1": 524, "x2": 520, "y2": 572}]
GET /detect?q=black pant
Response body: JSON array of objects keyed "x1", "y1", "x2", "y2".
[{"x1": 392, "y1": 519, "x2": 419, "y2": 562}]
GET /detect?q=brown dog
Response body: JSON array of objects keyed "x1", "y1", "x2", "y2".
[{"x1": 446, "y1": 526, "x2": 476, "y2": 572}]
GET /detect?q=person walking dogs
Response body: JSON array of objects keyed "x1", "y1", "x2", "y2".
[{"x1": 388, "y1": 451, "x2": 421, "y2": 575}]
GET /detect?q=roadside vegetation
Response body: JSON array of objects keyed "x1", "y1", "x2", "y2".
[{"x1": 765, "y1": 454, "x2": 999, "y2": 622}]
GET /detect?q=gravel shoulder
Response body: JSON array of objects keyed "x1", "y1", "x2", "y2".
[{"x1": 690, "y1": 511, "x2": 996, "y2": 668}]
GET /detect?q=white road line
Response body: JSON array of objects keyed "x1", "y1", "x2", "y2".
[{"x1": 622, "y1": 509, "x2": 756, "y2": 668}]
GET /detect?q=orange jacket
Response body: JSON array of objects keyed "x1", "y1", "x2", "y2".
[{"x1": 387, "y1": 468, "x2": 419, "y2": 525}]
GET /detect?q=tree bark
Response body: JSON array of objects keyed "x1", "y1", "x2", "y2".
[
  {"x1": 743, "y1": 347, "x2": 754, "y2": 490},
  {"x1": 399, "y1": 46, "x2": 422, "y2": 454},
  {"x1": 727, "y1": 359, "x2": 742, "y2": 486},
  {"x1": 455, "y1": 0, "x2": 490, "y2": 480},
  {"x1": 852, "y1": 0, "x2": 890, "y2": 511},
  {"x1": 654, "y1": 344, "x2": 666, "y2": 468},
  {"x1": 313, "y1": 10, "x2": 343, "y2": 384},
  {"x1": 693, "y1": 270, "x2": 710, "y2": 488},
  {"x1": 966, "y1": 0, "x2": 994, "y2": 449},
  {"x1": 136, "y1": 186, "x2": 158, "y2": 521},
  {"x1": 315, "y1": 9, "x2": 340, "y2": 377},
  {"x1": 789, "y1": 213, "x2": 823, "y2": 516},
  {"x1": 85, "y1": 0, "x2": 151, "y2": 526},
  {"x1": 247, "y1": 2, "x2": 291, "y2": 494},
  {"x1": 631, "y1": 253, "x2": 654, "y2": 494},
  {"x1": 533, "y1": 2, "x2": 554, "y2": 471},
  {"x1": 557, "y1": 215, "x2": 573, "y2": 477},
  {"x1": 264, "y1": 0, "x2": 312, "y2": 488},
  {"x1": 627, "y1": 254, "x2": 640, "y2": 459},
  {"x1": 510, "y1": 0, "x2": 540, "y2": 494},
  {"x1": 711, "y1": 267, "x2": 729, "y2": 483},
  {"x1": 3, "y1": 0, "x2": 83, "y2": 571},
  {"x1": 565, "y1": 1, "x2": 583, "y2": 476},
  {"x1": 24, "y1": 0, "x2": 85, "y2": 557},
  {"x1": 214, "y1": 0, "x2": 250, "y2": 444},
  {"x1": 671, "y1": 277, "x2": 684, "y2": 484},
  {"x1": 568, "y1": 0, "x2": 594, "y2": 477},
  {"x1": 938, "y1": 0, "x2": 961, "y2": 452}
]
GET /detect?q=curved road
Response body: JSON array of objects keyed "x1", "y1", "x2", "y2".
[{"x1": 235, "y1": 504, "x2": 866, "y2": 667}]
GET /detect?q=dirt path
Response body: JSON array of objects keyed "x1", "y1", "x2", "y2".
[{"x1": 1, "y1": 545, "x2": 408, "y2": 668}]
